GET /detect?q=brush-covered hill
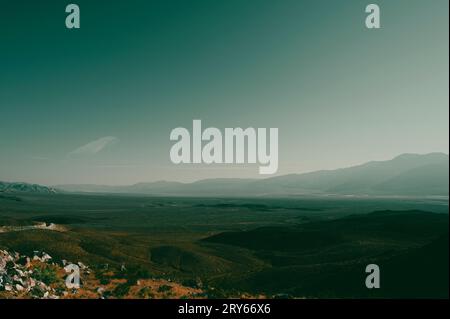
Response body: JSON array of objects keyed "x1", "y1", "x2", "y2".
[{"x1": 202, "y1": 210, "x2": 449, "y2": 298}]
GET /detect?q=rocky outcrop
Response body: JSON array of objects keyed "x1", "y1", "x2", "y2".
[{"x1": 0, "y1": 250, "x2": 79, "y2": 299}]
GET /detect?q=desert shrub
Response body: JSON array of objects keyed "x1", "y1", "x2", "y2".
[
  {"x1": 181, "y1": 278, "x2": 200, "y2": 288},
  {"x1": 113, "y1": 282, "x2": 131, "y2": 297},
  {"x1": 138, "y1": 287, "x2": 154, "y2": 299},
  {"x1": 99, "y1": 278, "x2": 110, "y2": 285},
  {"x1": 122, "y1": 265, "x2": 151, "y2": 283},
  {"x1": 95, "y1": 268, "x2": 114, "y2": 285},
  {"x1": 204, "y1": 288, "x2": 229, "y2": 299},
  {"x1": 30, "y1": 286, "x2": 45, "y2": 298},
  {"x1": 33, "y1": 266, "x2": 59, "y2": 285},
  {"x1": 157, "y1": 284, "x2": 172, "y2": 293}
]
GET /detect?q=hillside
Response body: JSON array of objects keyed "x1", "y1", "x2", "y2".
[{"x1": 202, "y1": 210, "x2": 449, "y2": 298}]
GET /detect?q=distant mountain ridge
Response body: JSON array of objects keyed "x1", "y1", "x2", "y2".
[
  {"x1": 0, "y1": 181, "x2": 56, "y2": 194},
  {"x1": 260, "y1": 152, "x2": 449, "y2": 196},
  {"x1": 53, "y1": 153, "x2": 449, "y2": 197}
]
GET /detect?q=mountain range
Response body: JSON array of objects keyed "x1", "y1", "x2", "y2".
[
  {"x1": 1, "y1": 153, "x2": 448, "y2": 197},
  {"x1": 50, "y1": 152, "x2": 449, "y2": 197}
]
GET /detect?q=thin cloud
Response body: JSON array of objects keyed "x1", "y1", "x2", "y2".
[
  {"x1": 69, "y1": 136, "x2": 119, "y2": 156},
  {"x1": 30, "y1": 156, "x2": 50, "y2": 160}
]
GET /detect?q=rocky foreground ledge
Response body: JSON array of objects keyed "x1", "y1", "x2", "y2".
[
  {"x1": 0, "y1": 250, "x2": 89, "y2": 299},
  {"x1": 0, "y1": 250, "x2": 206, "y2": 299}
]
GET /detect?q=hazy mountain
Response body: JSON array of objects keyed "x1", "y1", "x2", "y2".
[
  {"x1": 372, "y1": 162, "x2": 448, "y2": 195},
  {"x1": 262, "y1": 152, "x2": 449, "y2": 196},
  {"x1": 53, "y1": 181, "x2": 184, "y2": 194},
  {"x1": 55, "y1": 179, "x2": 257, "y2": 196},
  {"x1": 0, "y1": 181, "x2": 56, "y2": 194},
  {"x1": 55, "y1": 153, "x2": 449, "y2": 197}
]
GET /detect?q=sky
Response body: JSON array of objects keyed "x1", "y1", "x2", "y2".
[{"x1": 0, "y1": 0, "x2": 448, "y2": 185}]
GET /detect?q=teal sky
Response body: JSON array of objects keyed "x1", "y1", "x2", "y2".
[{"x1": 0, "y1": 0, "x2": 448, "y2": 185}]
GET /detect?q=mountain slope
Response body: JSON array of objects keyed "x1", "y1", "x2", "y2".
[
  {"x1": 372, "y1": 162, "x2": 449, "y2": 195},
  {"x1": 263, "y1": 152, "x2": 449, "y2": 195}
]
